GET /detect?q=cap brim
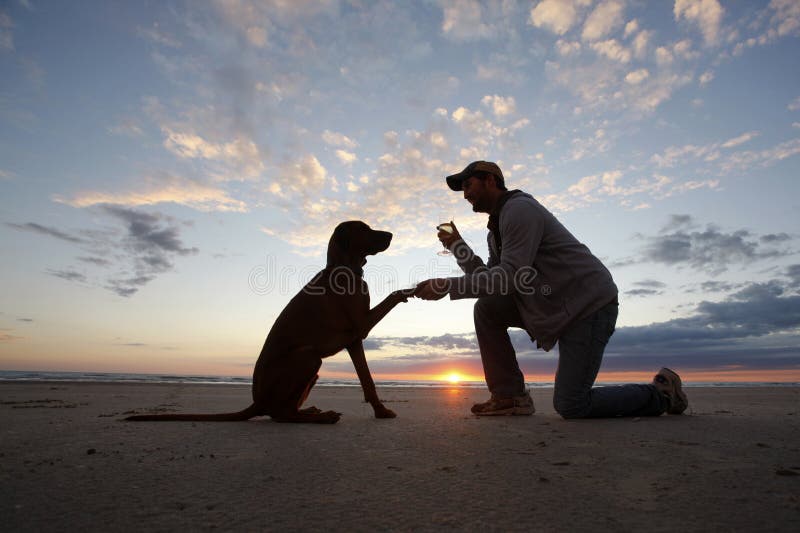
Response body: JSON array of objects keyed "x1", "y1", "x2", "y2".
[{"x1": 446, "y1": 172, "x2": 466, "y2": 191}]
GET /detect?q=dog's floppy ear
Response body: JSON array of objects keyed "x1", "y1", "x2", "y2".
[{"x1": 327, "y1": 222, "x2": 352, "y2": 267}]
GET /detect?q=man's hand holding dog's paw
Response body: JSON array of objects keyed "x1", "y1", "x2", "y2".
[
  {"x1": 391, "y1": 288, "x2": 417, "y2": 303},
  {"x1": 414, "y1": 278, "x2": 451, "y2": 301}
]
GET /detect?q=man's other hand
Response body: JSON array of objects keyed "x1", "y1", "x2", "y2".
[
  {"x1": 437, "y1": 221, "x2": 462, "y2": 250},
  {"x1": 414, "y1": 278, "x2": 451, "y2": 300}
]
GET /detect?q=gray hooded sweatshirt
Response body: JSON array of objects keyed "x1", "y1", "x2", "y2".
[{"x1": 447, "y1": 191, "x2": 618, "y2": 351}]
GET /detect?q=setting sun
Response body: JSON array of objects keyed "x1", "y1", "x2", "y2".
[{"x1": 445, "y1": 372, "x2": 463, "y2": 384}]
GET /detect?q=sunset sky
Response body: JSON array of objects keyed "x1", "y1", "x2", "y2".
[{"x1": 1, "y1": 0, "x2": 799, "y2": 383}]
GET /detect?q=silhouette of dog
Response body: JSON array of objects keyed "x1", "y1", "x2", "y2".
[{"x1": 126, "y1": 221, "x2": 412, "y2": 423}]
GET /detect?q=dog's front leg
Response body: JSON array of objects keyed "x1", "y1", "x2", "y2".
[
  {"x1": 356, "y1": 290, "x2": 412, "y2": 339},
  {"x1": 346, "y1": 341, "x2": 396, "y2": 419}
]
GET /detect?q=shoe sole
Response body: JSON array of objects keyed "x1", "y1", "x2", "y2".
[
  {"x1": 472, "y1": 406, "x2": 535, "y2": 416},
  {"x1": 473, "y1": 408, "x2": 515, "y2": 416},
  {"x1": 659, "y1": 367, "x2": 688, "y2": 414}
]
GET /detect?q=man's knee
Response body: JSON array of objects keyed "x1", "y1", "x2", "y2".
[
  {"x1": 553, "y1": 392, "x2": 591, "y2": 419},
  {"x1": 473, "y1": 297, "x2": 491, "y2": 320},
  {"x1": 473, "y1": 296, "x2": 514, "y2": 326}
]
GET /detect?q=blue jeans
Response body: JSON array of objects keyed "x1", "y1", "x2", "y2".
[{"x1": 473, "y1": 295, "x2": 666, "y2": 418}]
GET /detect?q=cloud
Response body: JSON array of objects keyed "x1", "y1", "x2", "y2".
[
  {"x1": 0, "y1": 11, "x2": 14, "y2": 52},
  {"x1": 269, "y1": 154, "x2": 328, "y2": 199},
  {"x1": 623, "y1": 19, "x2": 638, "y2": 38},
  {"x1": 640, "y1": 215, "x2": 792, "y2": 274},
  {"x1": 569, "y1": 129, "x2": 612, "y2": 161},
  {"x1": 480, "y1": 95, "x2": 517, "y2": 117},
  {"x1": 77, "y1": 256, "x2": 112, "y2": 267},
  {"x1": 720, "y1": 131, "x2": 760, "y2": 149},
  {"x1": 546, "y1": 53, "x2": 693, "y2": 115},
  {"x1": 137, "y1": 23, "x2": 182, "y2": 48},
  {"x1": 589, "y1": 38, "x2": 631, "y2": 63},
  {"x1": 47, "y1": 269, "x2": 88, "y2": 283},
  {"x1": 624, "y1": 279, "x2": 667, "y2": 298},
  {"x1": 99, "y1": 206, "x2": 198, "y2": 297},
  {"x1": 654, "y1": 39, "x2": 698, "y2": 66},
  {"x1": 697, "y1": 280, "x2": 743, "y2": 294},
  {"x1": 624, "y1": 68, "x2": 649, "y2": 84},
  {"x1": 162, "y1": 126, "x2": 264, "y2": 180},
  {"x1": 529, "y1": 0, "x2": 587, "y2": 36},
  {"x1": 0, "y1": 330, "x2": 22, "y2": 343},
  {"x1": 6, "y1": 222, "x2": 87, "y2": 244},
  {"x1": 649, "y1": 131, "x2": 800, "y2": 174},
  {"x1": 674, "y1": 0, "x2": 724, "y2": 46},
  {"x1": 768, "y1": 0, "x2": 800, "y2": 39},
  {"x1": 440, "y1": 0, "x2": 493, "y2": 41},
  {"x1": 568, "y1": 174, "x2": 600, "y2": 196},
  {"x1": 212, "y1": 0, "x2": 335, "y2": 49},
  {"x1": 760, "y1": 233, "x2": 792, "y2": 244},
  {"x1": 335, "y1": 149, "x2": 357, "y2": 165},
  {"x1": 612, "y1": 280, "x2": 800, "y2": 354},
  {"x1": 555, "y1": 39, "x2": 581, "y2": 55},
  {"x1": 789, "y1": 96, "x2": 800, "y2": 112},
  {"x1": 55, "y1": 174, "x2": 248, "y2": 213},
  {"x1": 731, "y1": 1, "x2": 800, "y2": 55},
  {"x1": 322, "y1": 130, "x2": 359, "y2": 149},
  {"x1": 14, "y1": 207, "x2": 199, "y2": 297},
  {"x1": 699, "y1": 70, "x2": 714, "y2": 86},
  {"x1": 450, "y1": 104, "x2": 530, "y2": 152},
  {"x1": 630, "y1": 28, "x2": 651, "y2": 58},
  {"x1": 541, "y1": 170, "x2": 718, "y2": 213},
  {"x1": 718, "y1": 138, "x2": 800, "y2": 174},
  {"x1": 786, "y1": 264, "x2": 800, "y2": 288},
  {"x1": 373, "y1": 333, "x2": 477, "y2": 352},
  {"x1": 103, "y1": 206, "x2": 196, "y2": 255},
  {"x1": 108, "y1": 118, "x2": 144, "y2": 137},
  {"x1": 581, "y1": 0, "x2": 625, "y2": 42}
]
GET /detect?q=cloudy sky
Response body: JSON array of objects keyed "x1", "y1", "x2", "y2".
[{"x1": 1, "y1": 0, "x2": 799, "y2": 383}]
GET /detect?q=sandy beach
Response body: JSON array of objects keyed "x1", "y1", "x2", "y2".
[{"x1": 1, "y1": 382, "x2": 798, "y2": 532}]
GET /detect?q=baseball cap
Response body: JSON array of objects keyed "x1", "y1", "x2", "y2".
[{"x1": 445, "y1": 160, "x2": 505, "y2": 191}]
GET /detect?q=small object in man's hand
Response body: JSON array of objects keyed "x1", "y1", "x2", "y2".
[{"x1": 437, "y1": 223, "x2": 454, "y2": 234}]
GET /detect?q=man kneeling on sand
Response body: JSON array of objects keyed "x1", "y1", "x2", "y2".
[{"x1": 414, "y1": 161, "x2": 688, "y2": 418}]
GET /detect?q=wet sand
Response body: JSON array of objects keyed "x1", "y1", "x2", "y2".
[{"x1": 1, "y1": 382, "x2": 798, "y2": 531}]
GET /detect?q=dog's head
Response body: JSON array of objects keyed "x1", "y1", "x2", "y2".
[{"x1": 327, "y1": 221, "x2": 392, "y2": 269}]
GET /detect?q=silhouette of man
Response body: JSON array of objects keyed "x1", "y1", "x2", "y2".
[{"x1": 415, "y1": 161, "x2": 687, "y2": 418}]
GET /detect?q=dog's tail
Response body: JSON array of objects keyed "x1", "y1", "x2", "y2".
[{"x1": 125, "y1": 403, "x2": 260, "y2": 422}]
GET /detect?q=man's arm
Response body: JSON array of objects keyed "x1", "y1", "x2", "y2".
[
  {"x1": 452, "y1": 239, "x2": 487, "y2": 274},
  {"x1": 449, "y1": 199, "x2": 544, "y2": 299},
  {"x1": 439, "y1": 222, "x2": 486, "y2": 275}
]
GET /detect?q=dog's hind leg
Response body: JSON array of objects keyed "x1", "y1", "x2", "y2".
[
  {"x1": 297, "y1": 372, "x2": 320, "y2": 414},
  {"x1": 269, "y1": 358, "x2": 341, "y2": 424}
]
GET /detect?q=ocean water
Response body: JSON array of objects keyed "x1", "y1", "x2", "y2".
[{"x1": 0, "y1": 370, "x2": 796, "y2": 388}]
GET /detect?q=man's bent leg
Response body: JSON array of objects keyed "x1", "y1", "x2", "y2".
[
  {"x1": 474, "y1": 295, "x2": 526, "y2": 398},
  {"x1": 554, "y1": 302, "x2": 666, "y2": 418}
]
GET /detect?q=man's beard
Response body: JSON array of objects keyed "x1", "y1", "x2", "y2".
[{"x1": 471, "y1": 199, "x2": 489, "y2": 213}]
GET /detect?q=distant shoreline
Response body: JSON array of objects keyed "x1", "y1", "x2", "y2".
[{"x1": 0, "y1": 370, "x2": 797, "y2": 388}]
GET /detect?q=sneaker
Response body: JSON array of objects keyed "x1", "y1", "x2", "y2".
[
  {"x1": 471, "y1": 390, "x2": 535, "y2": 416},
  {"x1": 652, "y1": 367, "x2": 688, "y2": 415}
]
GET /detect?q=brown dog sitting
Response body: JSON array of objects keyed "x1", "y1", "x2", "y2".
[{"x1": 126, "y1": 221, "x2": 413, "y2": 424}]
